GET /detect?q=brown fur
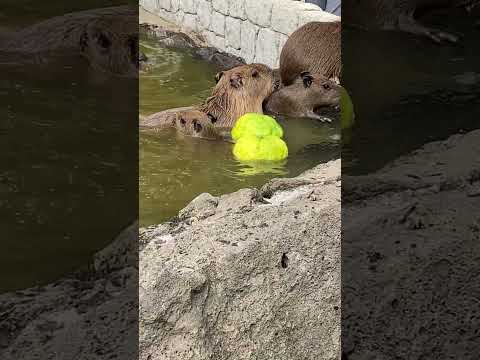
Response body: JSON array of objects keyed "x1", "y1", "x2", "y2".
[
  {"x1": 174, "y1": 110, "x2": 221, "y2": 140},
  {"x1": 280, "y1": 21, "x2": 341, "y2": 86},
  {"x1": 199, "y1": 63, "x2": 276, "y2": 128},
  {"x1": 264, "y1": 72, "x2": 341, "y2": 121}
]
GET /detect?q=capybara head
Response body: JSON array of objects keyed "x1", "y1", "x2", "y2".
[
  {"x1": 200, "y1": 63, "x2": 277, "y2": 128},
  {"x1": 175, "y1": 110, "x2": 219, "y2": 140},
  {"x1": 79, "y1": 17, "x2": 138, "y2": 77},
  {"x1": 300, "y1": 71, "x2": 341, "y2": 109},
  {"x1": 264, "y1": 71, "x2": 340, "y2": 120}
]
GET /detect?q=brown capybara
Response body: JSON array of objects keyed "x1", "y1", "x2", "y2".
[
  {"x1": 343, "y1": 0, "x2": 477, "y2": 43},
  {"x1": 280, "y1": 21, "x2": 341, "y2": 86},
  {"x1": 174, "y1": 110, "x2": 223, "y2": 140},
  {"x1": 264, "y1": 72, "x2": 341, "y2": 121},
  {"x1": 199, "y1": 63, "x2": 278, "y2": 128}
]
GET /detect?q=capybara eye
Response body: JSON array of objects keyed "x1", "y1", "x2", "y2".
[
  {"x1": 215, "y1": 71, "x2": 224, "y2": 83},
  {"x1": 252, "y1": 69, "x2": 259, "y2": 78},
  {"x1": 193, "y1": 120, "x2": 202, "y2": 133},
  {"x1": 180, "y1": 118, "x2": 186, "y2": 125},
  {"x1": 97, "y1": 33, "x2": 111, "y2": 48},
  {"x1": 207, "y1": 113, "x2": 217, "y2": 123},
  {"x1": 322, "y1": 83, "x2": 331, "y2": 91}
]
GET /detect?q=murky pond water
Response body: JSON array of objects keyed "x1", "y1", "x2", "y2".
[
  {"x1": 140, "y1": 39, "x2": 340, "y2": 226},
  {"x1": 343, "y1": 10, "x2": 480, "y2": 175},
  {"x1": 1, "y1": 2, "x2": 137, "y2": 292}
]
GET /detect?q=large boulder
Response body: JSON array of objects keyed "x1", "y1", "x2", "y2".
[{"x1": 139, "y1": 160, "x2": 341, "y2": 360}]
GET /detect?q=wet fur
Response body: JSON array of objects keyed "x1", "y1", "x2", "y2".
[
  {"x1": 199, "y1": 63, "x2": 276, "y2": 128},
  {"x1": 280, "y1": 21, "x2": 341, "y2": 86},
  {"x1": 264, "y1": 72, "x2": 341, "y2": 121}
]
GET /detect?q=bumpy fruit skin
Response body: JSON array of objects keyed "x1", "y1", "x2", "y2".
[
  {"x1": 340, "y1": 87, "x2": 355, "y2": 131},
  {"x1": 233, "y1": 135, "x2": 288, "y2": 162},
  {"x1": 232, "y1": 113, "x2": 283, "y2": 141}
]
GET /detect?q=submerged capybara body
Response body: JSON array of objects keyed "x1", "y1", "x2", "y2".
[
  {"x1": 343, "y1": 0, "x2": 477, "y2": 43},
  {"x1": 264, "y1": 72, "x2": 341, "y2": 121},
  {"x1": 140, "y1": 63, "x2": 277, "y2": 140},
  {"x1": 280, "y1": 21, "x2": 341, "y2": 86},
  {"x1": 200, "y1": 63, "x2": 278, "y2": 128}
]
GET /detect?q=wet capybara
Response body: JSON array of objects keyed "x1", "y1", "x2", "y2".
[
  {"x1": 200, "y1": 63, "x2": 278, "y2": 128},
  {"x1": 264, "y1": 72, "x2": 341, "y2": 121},
  {"x1": 280, "y1": 21, "x2": 341, "y2": 86},
  {"x1": 0, "y1": 6, "x2": 139, "y2": 77},
  {"x1": 343, "y1": 0, "x2": 478, "y2": 43},
  {"x1": 174, "y1": 110, "x2": 223, "y2": 140}
]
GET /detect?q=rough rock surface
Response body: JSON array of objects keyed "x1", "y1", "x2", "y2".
[
  {"x1": 0, "y1": 223, "x2": 138, "y2": 360},
  {"x1": 342, "y1": 129, "x2": 480, "y2": 359},
  {"x1": 139, "y1": 160, "x2": 342, "y2": 360}
]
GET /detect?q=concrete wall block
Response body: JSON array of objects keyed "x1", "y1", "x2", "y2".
[
  {"x1": 197, "y1": 0, "x2": 212, "y2": 30},
  {"x1": 225, "y1": 17, "x2": 242, "y2": 50},
  {"x1": 255, "y1": 28, "x2": 279, "y2": 67},
  {"x1": 158, "y1": 0, "x2": 172, "y2": 11},
  {"x1": 182, "y1": 13, "x2": 198, "y2": 33},
  {"x1": 226, "y1": 46, "x2": 242, "y2": 58},
  {"x1": 271, "y1": 0, "x2": 300, "y2": 35},
  {"x1": 212, "y1": 0, "x2": 229, "y2": 15},
  {"x1": 245, "y1": 0, "x2": 274, "y2": 27},
  {"x1": 298, "y1": 10, "x2": 339, "y2": 27},
  {"x1": 181, "y1": 0, "x2": 196, "y2": 14},
  {"x1": 228, "y1": 0, "x2": 247, "y2": 20},
  {"x1": 211, "y1": 34, "x2": 226, "y2": 52},
  {"x1": 170, "y1": 0, "x2": 180, "y2": 12},
  {"x1": 240, "y1": 20, "x2": 258, "y2": 64},
  {"x1": 211, "y1": 11, "x2": 226, "y2": 36}
]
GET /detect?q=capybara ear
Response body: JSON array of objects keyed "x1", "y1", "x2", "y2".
[
  {"x1": 215, "y1": 71, "x2": 224, "y2": 83},
  {"x1": 229, "y1": 74, "x2": 243, "y2": 89},
  {"x1": 251, "y1": 69, "x2": 259, "y2": 78},
  {"x1": 301, "y1": 71, "x2": 313, "y2": 88}
]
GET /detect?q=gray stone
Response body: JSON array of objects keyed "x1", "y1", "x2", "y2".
[
  {"x1": 212, "y1": 0, "x2": 229, "y2": 15},
  {"x1": 240, "y1": 20, "x2": 258, "y2": 64},
  {"x1": 178, "y1": 192, "x2": 219, "y2": 221},
  {"x1": 255, "y1": 28, "x2": 279, "y2": 67},
  {"x1": 197, "y1": 0, "x2": 212, "y2": 30},
  {"x1": 182, "y1": 13, "x2": 198, "y2": 33},
  {"x1": 271, "y1": 0, "x2": 300, "y2": 35},
  {"x1": 210, "y1": 11, "x2": 226, "y2": 36},
  {"x1": 225, "y1": 17, "x2": 241, "y2": 50},
  {"x1": 181, "y1": 0, "x2": 196, "y2": 14},
  {"x1": 139, "y1": 161, "x2": 341, "y2": 360},
  {"x1": 228, "y1": 0, "x2": 247, "y2": 20},
  {"x1": 170, "y1": 0, "x2": 180, "y2": 12},
  {"x1": 245, "y1": 0, "x2": 274, "y2": 27},
  {"x1": 298, "y1": 9, "x2": 339, "y2": 26}
]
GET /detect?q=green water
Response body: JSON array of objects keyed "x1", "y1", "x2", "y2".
[
  {"x1": 1, "y1": 2, "x2": 137, "y2": 293},
  {"x1": 140, "y1": 40, "x2": 340, "y2": 226}
]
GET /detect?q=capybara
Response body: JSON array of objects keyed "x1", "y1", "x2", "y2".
[
  {"x1": 280, "y1": 21, "x2": 341, "y2": 86},
  {"x1": 174, "y1": 110, "x2": 222, "y2": 140},
  {"x1": 343, "y1": 0, "x2": 478, "y2": 43},
  {"x1": 0, "y1": 6, "x2": 139, "y2": 77},
  {"x1": 200, "y1": 63, "x2": 278, "y2": 128},
  {"x1": 264, "y1": 72, "x2": 341, "y2": 121}
]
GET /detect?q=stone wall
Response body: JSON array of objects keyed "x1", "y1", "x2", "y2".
[{"x1": 139, "y1": 0, "x2": 340, "y2": 68}]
